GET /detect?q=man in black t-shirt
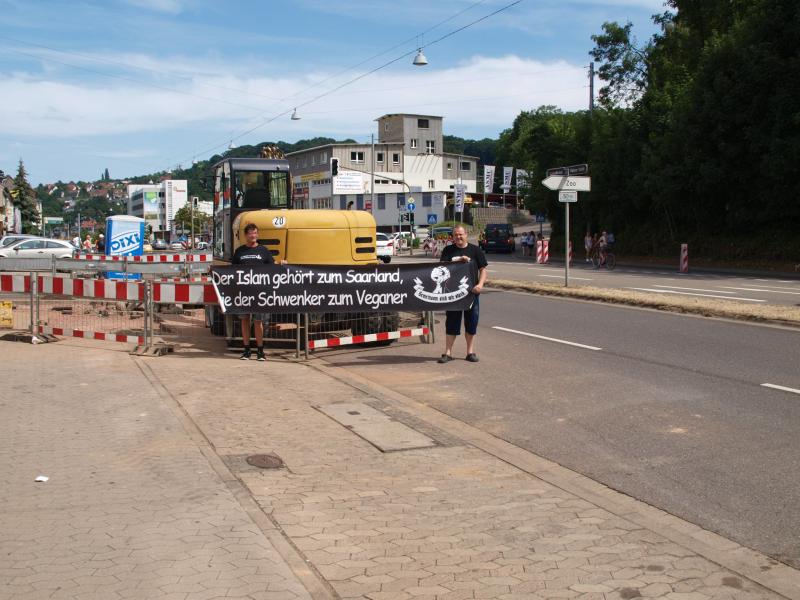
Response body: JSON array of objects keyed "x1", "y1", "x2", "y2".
[
  {"x1": 438, "y1": 224, "x2": 488, "y2": 363},
  {"x1": 233, "y1": 223, "x2": 274, "y2": 361}
]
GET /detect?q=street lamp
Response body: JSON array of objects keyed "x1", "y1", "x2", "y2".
[
  {"x1": 291, "y1": 108, "x2": 301, "y2": 120},
  {"x1": 412, "y1": 48, "x2": 428, "y2": 66}
]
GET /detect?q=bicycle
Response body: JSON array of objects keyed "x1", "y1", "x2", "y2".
[{"x1": 590, "y1": 246, "x2": 616, "y2": 270}]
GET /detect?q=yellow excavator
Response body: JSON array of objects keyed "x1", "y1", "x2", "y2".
[{"x1": 206, "y1": 146, "x2": 397, "y2": 344}]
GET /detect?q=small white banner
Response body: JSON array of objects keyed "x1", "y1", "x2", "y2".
[
  {"x1": 502, "y1": 167, "x2": 513, "y2": 191},
  {"x1": 454, "y1": 184, "x2": 467, "y2": 213},
  {"x1": 515, "y1": 169, "x2": 528, "y2": 189},
  {"x1": 483, "y1": 165, "x2": 495, "y2": 194}
]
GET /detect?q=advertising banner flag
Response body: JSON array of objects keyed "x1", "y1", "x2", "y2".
[
  {"x1": 454, "y1": 184, "x2": 467, "y2": 213},
  {"x1": 212, "y1": 262, "x2": 476, "y2": 315},
  {"x1": 483, "y1": 165, "x2": 495, "y2": 193},
  {"x1": 516, "y1": 169, "x2": 528, "y2": 189},
  {"x1": 502, "y1": 166, "x2": 513, "y2": 191}
]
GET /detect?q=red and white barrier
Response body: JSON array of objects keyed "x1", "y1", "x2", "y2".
[
  {"x1": 38, "y1": 325, "x2": 143, "y2": 345},
  {"x1": 542, "y1": 240, "x2": 550, "y2": 264},
  {"x1": 536, "y1": 241, "x2": 543, "y2": 263},
  {"x1": 0, "y1": 274, "x2": 217, "y2": 305},
  {"x1": 568, "y1": 241, "x2": 573, "y2": 266},
  {"x1": 308, "y1": 326, "x2": 429, "y2": 349},
  {"x1": 75, "y1": 253, "x2": 212, "y2": 263},
  {"x1": 680, "y1": 243, "x2": 689, "y2": 273}
]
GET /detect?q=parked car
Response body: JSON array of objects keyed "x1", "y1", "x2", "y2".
[
  {"x1": 0, "y1": 237, "x2": 77, "y2": 259},
  {"x1": 170, "y1": 241, "x2": 186, "y2": 251},
  {"x1": 375, "y1": 232, "x2": 393, "y2": 263},
  {"x1": 429, "y1": 226, "x2": 454, "y2": 240},
  {"x1": 151, "y1": 238, "x2": 168, "y2": 251},
  {"x1": 0, "y1": 234, "x2": 39, "y2": 248},
  {"x1": 480, "y1": 223, "x2": 515, "y2": 253}
]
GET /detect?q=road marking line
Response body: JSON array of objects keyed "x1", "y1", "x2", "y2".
[
  {"x1": 493, "y1": 326, "x2": 602, "y2": 350},
  {"x1": 719, "y1": 286, "x2": 800, "y2": 295},
  {"x1": 761, "y1": 383, "x2": 800, "y2": 396},
  {"x1": 530, "y1": 273, "x2": 594, "y2": 281},
  {"x1": 652, "y1": 284, "x2": 737, "y2": 294},
  {"x1": 626, "y1": 287, "x2": 766, "y2": 302}
]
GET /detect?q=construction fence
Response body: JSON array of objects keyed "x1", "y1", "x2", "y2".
[{"x1": 0, "y1": 257, "x2": 433, "y2": 357}]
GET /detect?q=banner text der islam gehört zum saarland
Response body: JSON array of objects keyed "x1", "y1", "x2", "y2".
[{"x1": 211, "y1": 262, "x2": 477, "y2": 314}]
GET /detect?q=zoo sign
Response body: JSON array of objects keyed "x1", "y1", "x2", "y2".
[{"x1": 211, "y1": 262, "x2": 477, "y2": 314}]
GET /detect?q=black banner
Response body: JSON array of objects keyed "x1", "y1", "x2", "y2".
[{"x1": 211, "y1": 262, "x2": 476, "y2": 314}]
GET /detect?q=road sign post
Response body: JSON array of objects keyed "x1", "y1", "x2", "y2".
[{"x1": 542, "y1": 166, "x2": 591, "y2": 288}]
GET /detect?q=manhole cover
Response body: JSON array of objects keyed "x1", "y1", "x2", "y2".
[{"x1": 246, "y1": 454, "x2": 284, "y2": 469}]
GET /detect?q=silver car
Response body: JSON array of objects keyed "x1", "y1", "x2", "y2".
[
  {"x1": 0, "y1": 237, "x2": 77, "y2": 258},
  {"x1": 0, "y1": 234, "x2": 39, "y2": 248}
]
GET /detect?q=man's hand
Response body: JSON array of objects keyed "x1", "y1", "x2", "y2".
[{"x1": 472, "y1": 283, "x2": 483, "y2": 294}]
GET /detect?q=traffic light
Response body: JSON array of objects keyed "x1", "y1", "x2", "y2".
[
  {"x1": 409, "y1": 212, "x2": 415, "y2": 226},
  {"x1": 330, "y1": 158, "x2": 339, "y2": 177},
  {"x1": 400, "y1": 213, "x2": 410, "y2": 222}
]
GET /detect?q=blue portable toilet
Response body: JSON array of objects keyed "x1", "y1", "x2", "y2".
[{"x1": 105, "y1": 215, "x2": 145, "y2": 280}]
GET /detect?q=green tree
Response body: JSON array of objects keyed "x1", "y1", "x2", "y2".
[
  {"x1": 11, "y1": 160, "x2": 40, "y2": 233},
  {"x1": 173, "y1": 204, "x2": 211, "y2": 238}
]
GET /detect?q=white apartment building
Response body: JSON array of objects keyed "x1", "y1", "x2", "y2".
[
  {"x1": 126, "y1": 179, "x2": 188, "y2": 239},
  {"x1": 286, "y1": 114, "x2": 477, "y2": 230}
]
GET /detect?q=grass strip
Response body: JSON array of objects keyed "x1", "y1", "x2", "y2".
[{"x1": 489, "y1": 279, "x2": 800, "y2": 327}]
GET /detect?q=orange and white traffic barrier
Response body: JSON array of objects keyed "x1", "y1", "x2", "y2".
[
  {"x1": 536, "y1": 240, "x2": 543, "y2": 263},
  {"x1": 542, "y1": 240, "x2": 550, "y2": 264},
  {"x1": 680, "y1": 243, "x2": 689, "y2": 273},
  {"x1": 308, "y1": 326, "x2": 429, "y2": 349},
  {"x1": 568, "y1": 241, "x2": 573, "y2": 266}
]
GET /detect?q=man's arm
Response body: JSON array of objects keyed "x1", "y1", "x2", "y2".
[{"x1": 473, "y1": 266, "x2": 487, "y2": 294}]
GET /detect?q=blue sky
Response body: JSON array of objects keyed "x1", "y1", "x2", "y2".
[{"x1": 1, "y1": 0, "x2": 667, "y2": 184}]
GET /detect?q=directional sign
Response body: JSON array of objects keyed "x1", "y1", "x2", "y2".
[
  {"x1": 568, "y1": 163, "x2": 589, "y2": 176},
  {"x1": 558, "y1": 191, "x2": 578, "y2": 203},
  {"x1": 407, "y1": 202, "x2": 416, "y2": 212},
  {"x1": 427, "y1": 214, "x2": 438, "y2": 225},
  {"x1": 547, "y1": 167, "x2": 568, "y2": 177},
  {"x1": 542, "y1": 175, "x2": 591, "y2": 192}
]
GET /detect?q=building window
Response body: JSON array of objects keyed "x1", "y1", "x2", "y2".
[
  {"x1": 460, "y1": 161, "x2": 470, "y2": 172},
  {"x1": 384, "y1": 123, "x2": 389, "y2": 131},
  {"x1": 356, "y1": 194, "x2": 364, "y2": 210},
  {"x1": 422, "y1": 192, "x2": 432, "y2": 207},
  {"x1": 418, "y1": 118, "x2": 429, "y2": 129},
  {"x1": 311, "y1": 155, "x2": 316, "y2": 165},
  {"x1": 397, "y1": 193, "x2": 405, "y2": 208},
  {"x1": 392, "y1": 153, "x2": 400, "y2": 165},
  {"x1": 339, "y1": 196, "x2": 348, "y2": 210},
  {"x1": 428, "y1": 179, "x2": 435, "y2": 189},
  {"x1": 426, "y1": 140, "x2": 435, "y2": 154},
  {"x1": 377, "y1": 193, "x2": 386, "y2": 210},
  {"x1": 350, "y1": 151, "x2": 364, "y2": 163},
  {"x1": 376, "y1": 152, "x2": 384, "y2": 164},
  {"x1": 410, "y1": 138, "x2": 418, "y2": 149},
  {"x1": 446, "y1": 162, "x2": 453, "y2": 171}
]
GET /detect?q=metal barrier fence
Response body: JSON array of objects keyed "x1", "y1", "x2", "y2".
[
  {"x1": 1, "y1": 271, "x2": 433, "y2": 358},
  {"x1": 0, "y1": 254, "x2": 212, "y2": 278}
]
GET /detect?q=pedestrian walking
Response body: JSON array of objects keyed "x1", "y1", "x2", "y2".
[
  {"x1": 584, "y1": 231, "x2": 593, "y2": 262},
  {"x1": 95, "y1": 234, "x2": 105, "y2": 254},
  {"x1": 437, "y1": 224, "x2": 488, "y2": 364},
  {"x1": 82, "y1": 235, "x2": 94, "y2": 252}
]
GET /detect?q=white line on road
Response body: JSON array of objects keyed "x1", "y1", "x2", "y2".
[
  {"x1": 761, "y1": 383, "x2": 800, "y2": 396},
  {"x1": 719, "y1": 286, "x2": 800, "y2": 295},
  {"x1": 627, "y1": 287, "x2": 766, "y2": 302},
  {"x1": 530, "y1": 273, "x2": 594, "y2": 281},
  {"x1": 493, "y1": 326, "x2": 602, "y2": 351},
  {"x1": 652, "y1": 284, "x2": 738, "y2": 294}
]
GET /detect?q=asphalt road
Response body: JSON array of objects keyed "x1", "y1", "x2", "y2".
[
  {"x1": 320, "y1": 289, "x2": 800, "y2": 568},
  {"x1": 395, "y1": 252, "x2": 800, "y2": 306}
]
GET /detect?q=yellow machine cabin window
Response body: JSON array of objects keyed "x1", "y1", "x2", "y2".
[{"x1": 269, "y1": 172, "x2": 289, "y2": 208}]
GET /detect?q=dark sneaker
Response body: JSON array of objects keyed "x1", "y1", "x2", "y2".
[
  {"x1": 465, "y1": 353, "x2": 479, "y2": 363},
  {"x1": 240, "y1": 348, "x2": 251, "y2": 360},
  {"x1": 255, "y1": 349, "x2": 266, "y2": 362},
  {"x1": 437, "y1": 354, "x2": 454, "y2": 363}
]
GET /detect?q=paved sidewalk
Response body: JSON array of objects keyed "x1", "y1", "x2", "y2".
[
  {"x1": 0, "y1": 341, "x2": 311, "y2": 600},
  {"x1": 2, "y1": 337, "x2": 799, "y2": 600}
]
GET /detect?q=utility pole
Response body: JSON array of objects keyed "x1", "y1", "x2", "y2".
[
  {"x1": 370, "y1": 134, "x2": 375, "y2": 212},
  {"x1": 190, "y1": 196, "x2": 196, "y2": 251},
  {"x1": 589, "y1": 62, "x2": 595, "y2": 114}
]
